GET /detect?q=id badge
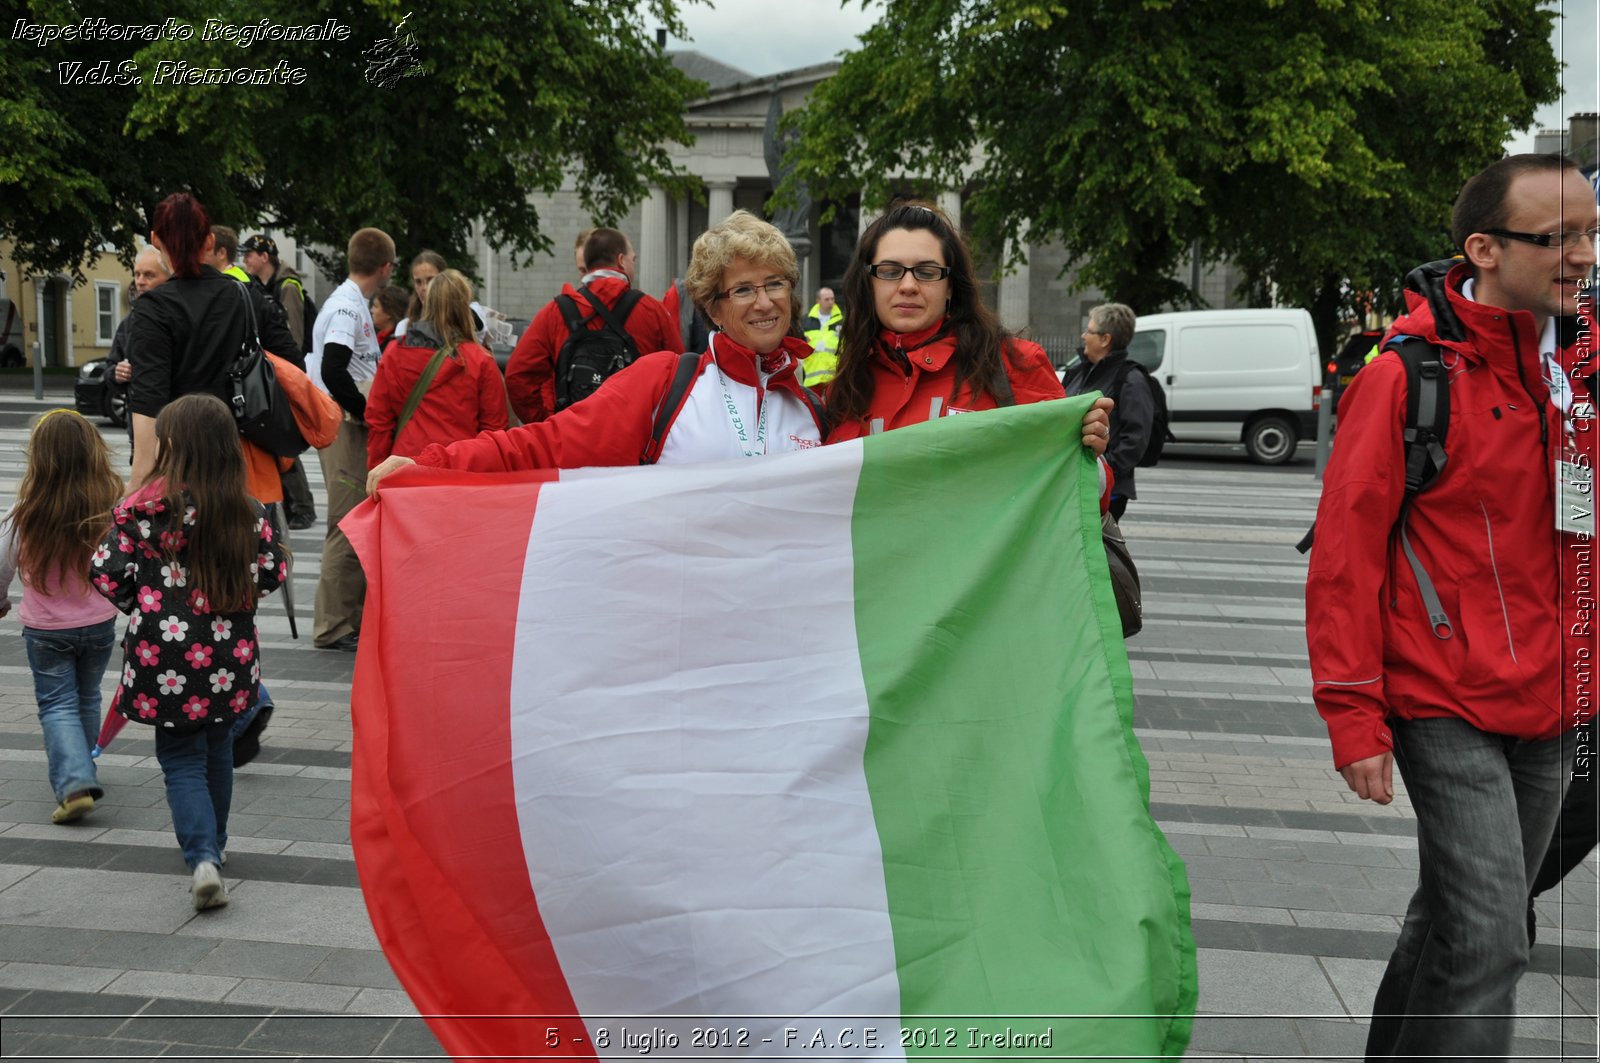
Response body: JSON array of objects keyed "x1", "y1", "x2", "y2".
[{"x1": 1557, "y1": 457, "x2": 1594, "y2": 536}]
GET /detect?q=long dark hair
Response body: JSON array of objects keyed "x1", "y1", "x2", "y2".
[
  {"x1": 153, "y1": 394, "x2": 259, "y2": 614},
  {"x1": 828, "y1": 200, "x2": 1013, "y2": 428},
  {"x1": 150, "y1": 193, "x2": 212, "y2": 279},
  {"x1": 12, "y1": 410, "x2": 121, "y2": 589}
]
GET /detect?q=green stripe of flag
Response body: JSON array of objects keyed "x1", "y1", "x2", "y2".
[{"x1": 853, "y1": 397, "x2": 1196, "y2": 1057}]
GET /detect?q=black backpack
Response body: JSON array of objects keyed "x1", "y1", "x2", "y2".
[
  {"x1": 1109, "y1": 359, "x2": 1171, "y2": 466},
  {"x1": 1295, "y1": 337, "x2": 1453, "y2": 636},
  {"x1": 274, "y1": 275, "x2": 316, "y2": 357},
  {"x1": 554, "y1": 285, "x2": 646, "y2": 411}
]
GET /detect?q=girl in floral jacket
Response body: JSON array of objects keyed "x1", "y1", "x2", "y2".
[{"x1": 92, "y1": 394, "x2": 287, "y2": 910}]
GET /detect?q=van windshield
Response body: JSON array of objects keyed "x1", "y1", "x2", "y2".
[{"x1": 1128, "y1": 330, "x2": 1165, "y2": 372}]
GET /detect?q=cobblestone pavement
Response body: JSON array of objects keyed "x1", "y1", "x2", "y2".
[{"x1": 0, "y1": 386, "x2": 1594, "y2": 1060}]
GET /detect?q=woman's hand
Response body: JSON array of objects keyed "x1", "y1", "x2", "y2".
[
  {"x1": 367, "y1": 455, "x2": 416, "y2": 497},
  {"x1": 1082, "y1": 396, "x2": 1114, "y2": 456},
  {"x1": 113, "y1": 360, "x2": 132, "y2": 384}
]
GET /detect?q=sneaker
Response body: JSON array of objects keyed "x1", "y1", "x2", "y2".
[
  {"x1": 51, "y1": 791, "x2": 95, "y2": 824},
  {"x1": 191, "y1": 862, "x2": 228, "y2": 910}
]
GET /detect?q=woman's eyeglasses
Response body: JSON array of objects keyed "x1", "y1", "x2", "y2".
[
  {"x1": 715, "y1": 279, "x2": 791, "y2": 303},
  {"x1": 868, "y1": 262, "x2": 951, "y2": 282}
]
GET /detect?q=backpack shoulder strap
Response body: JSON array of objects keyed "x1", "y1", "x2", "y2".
[
  {"x1": 555, "y1": 293, "x2": 584, "y2": 337},
  {"x1": 1390, "y1": 336, "x2": 1450, "y2": 496},
  {"x1": 577, "y1": 286, "x2": 640, "y2": 337},
  {"x1": 641, "y1": 352, "x2": 704, "y2": 465},
  {"x1": 1387, "y1": 335, "x2": 1453, "y2": 638}
]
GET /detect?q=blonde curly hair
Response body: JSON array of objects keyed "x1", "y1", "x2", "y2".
[{"x1": 683, "y1": 210, "x2": 802, "y2": 336}]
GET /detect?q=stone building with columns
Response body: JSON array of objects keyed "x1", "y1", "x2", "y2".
[{"x1": 462, "y1": 52, "x2": 1252, "y2": 362}]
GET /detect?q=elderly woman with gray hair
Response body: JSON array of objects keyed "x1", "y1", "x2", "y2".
[
  {"x1": 1061, "y1": 303, "x2": 1153, "y2": 520},
  {"x1": 367, "y1": 210, "x2": 826, "y2": 488}
]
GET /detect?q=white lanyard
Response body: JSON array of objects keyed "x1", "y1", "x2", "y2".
[{"x1": 710, "y1": 335, "x2": 769, "y2": 458}]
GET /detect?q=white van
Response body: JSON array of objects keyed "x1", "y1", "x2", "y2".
[{"x1": 1128, "y1": 308, "x2": 1321, "y2": 464}]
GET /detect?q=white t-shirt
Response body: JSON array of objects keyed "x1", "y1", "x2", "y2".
[{"x1": 307, "y1": 278, "x2": 381, "y2": 396}]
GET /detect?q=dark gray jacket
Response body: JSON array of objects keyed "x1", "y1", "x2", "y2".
[{"x1": 1061, "y1": 349, "x2": 1153, "y2": 499}]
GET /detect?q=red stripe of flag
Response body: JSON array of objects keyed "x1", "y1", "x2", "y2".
[{"x1": 345, "y1": 466, "x2": 596, "y2": 1059}]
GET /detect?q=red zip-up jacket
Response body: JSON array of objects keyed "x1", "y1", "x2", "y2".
[
  {"x1": 1307, "y1": 261, "x2": 1597, "y2": 769},
  {"x1": 416, "y1": 334, "x2": 822, "y2": 471},
  {"x1": 825, "y1": 322, "x2": 1066, "y2": 441},
  {"x1": 504, "y1": 276, "x2": 680, "y2": 424},
  {"x1": 365, "y1": 336, "x2": 509, "y2": 468}
]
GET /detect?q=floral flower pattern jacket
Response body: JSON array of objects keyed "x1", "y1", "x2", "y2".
[{"x1": 90, "y1": 486, "x2": 286, "y2": 733}]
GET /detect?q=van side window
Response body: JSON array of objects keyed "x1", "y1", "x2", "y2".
[{"x1": 1128, "y1": 330, "x2": 1165, "y2": 372}]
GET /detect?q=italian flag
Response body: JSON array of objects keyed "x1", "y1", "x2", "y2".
[{"x1": 345, "y1": 396, "x2": 1196, "y2": 1060}]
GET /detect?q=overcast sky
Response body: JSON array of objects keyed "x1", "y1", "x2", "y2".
[{"x1": 667, "y1": 0, "x2": 1597, "y2": 155}]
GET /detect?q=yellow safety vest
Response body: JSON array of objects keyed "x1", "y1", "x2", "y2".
[{"x1": 802, "y1": 303, "x2": 843, "y2": 387}]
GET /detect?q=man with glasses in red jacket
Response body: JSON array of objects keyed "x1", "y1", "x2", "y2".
[{"x1": 1307, "y1": 153, "x2": 1598, "y2": 1058}]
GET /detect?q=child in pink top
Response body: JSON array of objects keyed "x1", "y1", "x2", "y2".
[{"x1": 0, "y1": 410, "x2": 124, "y2": 824}]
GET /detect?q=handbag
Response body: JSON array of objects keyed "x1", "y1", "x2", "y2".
[
  {"x1": 228, "y1": 284, "x2": 308, "y2": 458},
  {"x1": 1102, "y1": 510, "x2": 1142, "y2": 638},
  {"x1": 266, "y1": 352, "x2": 341, "y2": 449}
]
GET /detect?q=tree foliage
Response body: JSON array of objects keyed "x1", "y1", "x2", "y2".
[
  {"x1": 1, "y1": 0, "x2": 702, "y2": 280},
  {"x1": 784, "y1": 0, "x2": 1561, "y2": 350}
]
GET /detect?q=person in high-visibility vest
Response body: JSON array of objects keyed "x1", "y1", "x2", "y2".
[
  {"x1": 209, "y1": 225, "x2": 251, "y2": 283},
  {"x1": 801, "y1": 287, "x2": 842, "y2": 387}
]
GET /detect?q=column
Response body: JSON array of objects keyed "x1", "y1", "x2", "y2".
[
  {"x1": 937, "y1": 190, "x2": 962, "y2": 229},
  {"x1": 675, "y1": 194, "x2": 691, "y2": 278},
  {"x1": 638, "y1": 185, "x2": 670, "y2": 296},
  {"x1": 998, "y1": 235, "x2": 1031, "y2": 332},
  {"x1": 858, "y1": 188, "x2": 873, "y2": 237},
  {"x1": 707, "y1": 180, "x2": 736, "y2": 226}
]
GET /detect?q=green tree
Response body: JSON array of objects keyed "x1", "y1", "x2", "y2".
[
  {"x1": 2, "y1": 0, "x2": 702, "y2": 279},
  {"x1": 0, "y1": 0, "x2": 233, "y2": 279},
  {"x1": 784, "y1": 0, "x2": 1560, "y2": 351}
]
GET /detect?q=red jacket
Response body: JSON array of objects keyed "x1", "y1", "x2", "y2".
[
  {"x1": 365, "y1": 336, "x2": 509, "y2": 468},
  {"x1": 826, "y1": 323, "x2": 1066, "y2": 442},
  {"x1": 1307, "y1": 261, "x2": 1597, "y2": 769},
  {"x1": 417, "y1": 334, "x2": 823, "y2": 471},
  {"x1": 504, "y1": 276, "x2": 680, "y2": 424}
]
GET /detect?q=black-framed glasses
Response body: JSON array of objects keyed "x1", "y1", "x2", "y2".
[
  {"x1": 1484, "y1": 227, "x2": 1600, "y2": 250},
  {"x1": 868, "y1": 262, "x2": 951, "y2": 282},
  {"x1": 715, "y1": 279, "x2": 790, "y2": 304}
]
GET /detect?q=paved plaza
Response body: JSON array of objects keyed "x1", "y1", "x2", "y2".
[{"x1": 0, "y1": 380, "x2": 1595, "y2": 1060}]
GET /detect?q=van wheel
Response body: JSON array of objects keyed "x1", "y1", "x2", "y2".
[{"x1": 1245, "y1": 415, "x2": 1298, "y2": 464}]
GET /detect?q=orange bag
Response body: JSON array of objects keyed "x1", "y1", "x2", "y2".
[{"x1": 266, "y1": 352, "x2": 341, "y2": 450}]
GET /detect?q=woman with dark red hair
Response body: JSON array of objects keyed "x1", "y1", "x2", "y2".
[
  {"x1": 125, "y1": 193, "x2": 300, "y2": 502},
  {"x1": 123, "y1": 193, "x2": 303, "y2": 775}
]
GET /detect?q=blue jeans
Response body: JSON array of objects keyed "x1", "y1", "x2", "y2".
[
  {"x1": 1365, "y1": 715, "x2": 1574, "y2": 1061},
  {"x1": 154, "y1": 724, "x2": 233, "y2": 869},
  {"x1": 23, "y1": 620, "x2": 116, "y2": 803},
  {"x1": 229, "y1": 682, "x2": 271, "y2": 740}
]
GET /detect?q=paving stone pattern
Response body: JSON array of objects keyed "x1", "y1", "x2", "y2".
[{"x1": 0, "y1": 392, "x2": 1595, "y2": 1060}]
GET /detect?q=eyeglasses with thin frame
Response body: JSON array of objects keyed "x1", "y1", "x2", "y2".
[
  {"x1": 1483, "y1": 227, "x2": 1600, "y2": 250},
  {"x1": 868, "y1": 262, "x2": 952, "y2": 283},
  {"x1": 715, "y1": 279, "x2": 791, "y2": 304}
]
